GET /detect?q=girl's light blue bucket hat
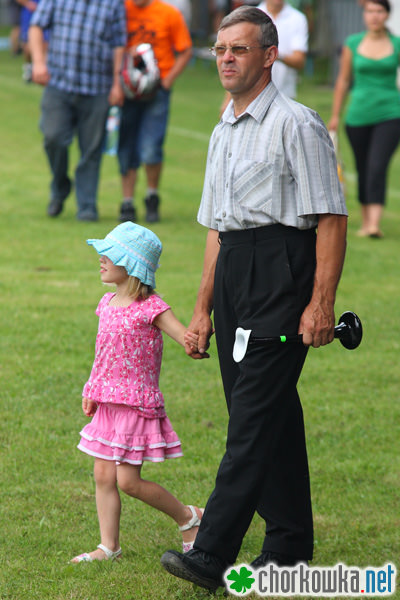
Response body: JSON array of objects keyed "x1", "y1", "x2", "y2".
[{"x1": 86, "y1": 222, "x2": 162, "y2": 288}]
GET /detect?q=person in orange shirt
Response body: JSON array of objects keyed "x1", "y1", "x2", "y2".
[{"x1": 118, "y1": 0, "x2": 192, "y2": 223}]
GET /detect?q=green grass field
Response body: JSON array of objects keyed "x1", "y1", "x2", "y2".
[{"x1": 0, "y1": 51, "x2": 399, "y2": 599}]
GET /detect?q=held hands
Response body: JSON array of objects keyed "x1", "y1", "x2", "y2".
[
  {"x1": 298, "y1": 301, "x2": 335, "y2": 348},
  {"x1": 82, "y1": 397, "x2": 98, "y2": 417},
  {"x1": 184, "y1": 330, "x2": 200, "y2": 352},
  {"x1": 184, "y1": 313, "x2": 214, "y2": 359},
  {"x1": 184, "y1": 329, "x2": 210, "y2": 359}
]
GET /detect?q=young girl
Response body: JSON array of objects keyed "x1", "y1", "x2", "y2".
[{"x1": 71, "y1": 222, "x2": 203, "y2": 563}]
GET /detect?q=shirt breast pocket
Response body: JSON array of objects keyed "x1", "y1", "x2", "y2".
[{"x1": 233, "y1": 160, "x2": 273, "y2": 211}]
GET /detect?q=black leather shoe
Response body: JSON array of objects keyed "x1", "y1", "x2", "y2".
[
  {"x1": 160, "y1": 549, "x2": 227, "y2": 592},
  {"x1": 119, "y1": 201, "x2": 137, "y2": 223},
  {"x1": 47, "y1": 197, "x2": 64, "y2": 217},
  {"x1": 144, "y1": 193, "x2": 160, "y2": 223},
  {"x1": 47, "y1": 177, "x2": 72, "y2": 217},
  {"x1": 251, "y1": 551, "x2": 308, "y2": 568}
]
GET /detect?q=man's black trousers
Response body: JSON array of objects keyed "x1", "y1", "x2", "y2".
[{"x1": 195, "y1": 224, "x2": 316, "y2": 563}]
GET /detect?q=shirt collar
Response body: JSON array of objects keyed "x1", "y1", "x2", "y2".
[{"x1": 221, "y1": 82, "x2": 279, "y2": 125}]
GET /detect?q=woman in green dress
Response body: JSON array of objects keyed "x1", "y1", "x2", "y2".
[{"x1": 328, "y1": 0, "x2": 400, "y2": 238}]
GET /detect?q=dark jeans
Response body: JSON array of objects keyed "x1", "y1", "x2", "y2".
[
  {"x1": 40, "y1": 86, "x2": 109, "y2": 216},
  {"x1": 194, "y1": 225, "x2": 316, "y2": 564},
  {"x1": 346, "y1": 118, "x2": 400, "y2": 205}
]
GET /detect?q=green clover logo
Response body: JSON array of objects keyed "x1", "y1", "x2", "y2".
[{"x1": 226, "y1": 565, "x2": 255, "y2": 595}]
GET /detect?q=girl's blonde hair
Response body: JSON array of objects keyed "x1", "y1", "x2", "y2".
[{"x1": 126, "y1": 275, "x2": 153, "y2": 300}]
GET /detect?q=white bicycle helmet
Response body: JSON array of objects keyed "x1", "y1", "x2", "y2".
[{"x1": 120, "y1": 43, "x2": 160, "y2": 100}]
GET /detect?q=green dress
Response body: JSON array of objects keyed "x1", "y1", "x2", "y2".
[{"x1": 345, "y1": 31, "x2": 400, "y2": 127}]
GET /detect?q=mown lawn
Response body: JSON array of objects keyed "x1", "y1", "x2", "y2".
[{"x1": 0, "y1": 51, "x2": 399, "y2": 599}]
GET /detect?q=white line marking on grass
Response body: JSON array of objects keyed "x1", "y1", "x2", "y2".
[{"x1": 169, "y1": 126, "x2": 211, "y2": 143}]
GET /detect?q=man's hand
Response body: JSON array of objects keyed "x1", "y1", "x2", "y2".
[
  {"x1": 185, "y1": 228, "x2": 219, "y2": 359},
  {"x1": 299, "y1": 214, "x2": 347, "y2": 348},
  {"x1": 184, "y1": 313, "x2": 213, "y2": 359},
  {"x1": 108, "y1": 81, "x2": 124, "y2": 107},
  {"x1": 110, "y1": 46, "x2": 125, "y2": 106},
  {"x1": 32, "y1": 61, "x2": 50, "y2": 86},
  {"x1": 298, "y1": 300, "x2": 335, "y2": 348}
]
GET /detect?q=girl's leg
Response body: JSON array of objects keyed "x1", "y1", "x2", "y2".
[
  {"x1": 117, "y1": 463, "x2": 202, "y2": 546},
  {"x1": 94, "y1": 458, "x2": 121, "y2": 557},
  {"x1": 71, "y1": 458, "x2": 121, "y2": 561}
]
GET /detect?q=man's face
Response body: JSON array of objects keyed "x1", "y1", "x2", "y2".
[{"x1": 216, "y1": 22, "x2": 272, "y2": 97}]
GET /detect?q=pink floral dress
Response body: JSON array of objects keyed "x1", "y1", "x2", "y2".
[{"x1": 77, "y1": 293, "x2": 183, "y2": 464}]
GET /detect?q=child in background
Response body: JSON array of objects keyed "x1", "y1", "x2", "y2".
[{"x1": 71, "y1": 222, "x2": 203, "y2": 563}]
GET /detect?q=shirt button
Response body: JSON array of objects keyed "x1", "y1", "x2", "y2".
[
  {"x1": 222, "y1": 211, "x2": 226, "y2": 217},
  {"x1": 228, "y1": 153, "x2": 232, "y2": 158},
  {"x1": 232, "y1": 123, "x2": 237, "y2": 129}
]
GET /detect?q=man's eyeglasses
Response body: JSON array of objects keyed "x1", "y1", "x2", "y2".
[{"x1": 210, "y1": 45, "x2": 268, "y2": 57}]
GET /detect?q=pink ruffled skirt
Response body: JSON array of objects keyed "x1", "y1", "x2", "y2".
[{"x1": 77, "y1": 403, "x2": 183, "y2": 465}]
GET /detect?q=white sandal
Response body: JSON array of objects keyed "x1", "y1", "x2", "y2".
[
  {"x1": 70, "y1": 543, "x2": 122, "y2": 563},
  {"x1": 179, "y1": 505, "x2": 204, "y2": 553}
]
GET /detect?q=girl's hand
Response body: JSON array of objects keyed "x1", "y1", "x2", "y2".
[
  {"x1": 82, "y1": 397, "x2": 98, "y2": 417},
  {"x1": 154, "y1": 308, "x2": 209, "y2": 356},
  {"x1": 185, "y1": 312, "x2": 213, "y2": 359},
  {"x1": 184, "y1": 330, "x2": 199, "y2": 353}
]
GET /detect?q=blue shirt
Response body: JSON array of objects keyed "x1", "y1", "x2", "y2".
[{"x1": 31, "y1": 0, "x2": 126, "y2": 95}]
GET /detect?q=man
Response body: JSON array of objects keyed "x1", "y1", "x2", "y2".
[
  {"x1": 161, "y1": 6, "x2": 347, "y2": 593},
  {"x1": 117, "y1": 0, "x2": 192, "y2": 224},
  {"x1": 257, "y1": 0, "x2": 308, "y2": 98},
  {"x1": 29, "y1": 0, "x2": 126, "y2": 221}
]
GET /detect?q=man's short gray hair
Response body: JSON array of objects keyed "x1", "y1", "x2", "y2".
[{"x1": 219, "y1": 6, "x2": 279, "y2": 48}]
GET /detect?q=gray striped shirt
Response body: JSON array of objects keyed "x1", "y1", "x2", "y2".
[{"x1": 198, "y1": 82, "x2": 347, "y2": 232}]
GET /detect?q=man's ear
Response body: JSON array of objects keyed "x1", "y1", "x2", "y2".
[{"x1": 264, "y1": 45, "x2": 278, "y2": 68}]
